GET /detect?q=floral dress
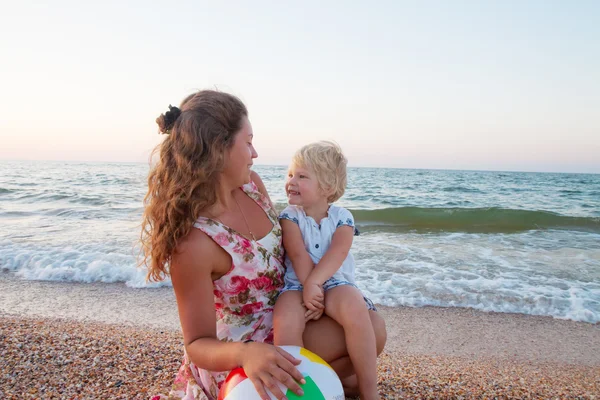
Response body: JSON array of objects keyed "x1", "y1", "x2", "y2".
[{"x1": 156, "y1": 181, "x2": 285, "y2": 400}]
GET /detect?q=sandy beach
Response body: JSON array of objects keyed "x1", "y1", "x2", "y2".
[{"x1": 1, "y1": 273, "x2": 599, "y2": 399}]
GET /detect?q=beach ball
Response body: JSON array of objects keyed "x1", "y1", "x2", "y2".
[{"x1": 218, "y1": 345, "x2": 344, "y2": 400}]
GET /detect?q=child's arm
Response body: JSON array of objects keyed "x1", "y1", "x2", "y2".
[
  {"x1": 305, "y1": 225, "x2": 354, "y2": 286},
  {"x1": 280, "y1": 219, "x2": 314, "y2": 284}
]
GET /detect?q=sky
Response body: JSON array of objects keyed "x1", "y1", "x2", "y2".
[{"x1": 1, "y1": 0, "x2": 599, "y2": 173}]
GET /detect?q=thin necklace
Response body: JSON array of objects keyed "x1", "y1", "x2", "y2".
[{"x1": 234, "y1": 196, "x2": 257, "y2": 241}]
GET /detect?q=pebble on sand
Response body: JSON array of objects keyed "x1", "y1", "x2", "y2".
[{"x1": 1, "y1": 315, "x2": 598, "y2": 399}]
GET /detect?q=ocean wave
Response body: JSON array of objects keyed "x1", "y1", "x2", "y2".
[
  {"x1": 558, "y1": 189, "x2": 583, "y2": 194},
  {"x1": 0, "y1": 211, "x2": 35, "y2": 218},
  {"x1": 351, "y1": 207, "x2": 600, "y2": 233},
  {"x1": 441, "y1": 187, "x2": 483, "y2": 193},
  {"x1": 12, "y1": 192, "x2": 112, "y2": 206},
  {"x1": 272, "y1": 204, "x2": 600, "y2": 233}
]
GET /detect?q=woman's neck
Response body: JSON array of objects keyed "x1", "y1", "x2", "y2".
[
  {"x1": 302, "y1": 200, "x2": 330, "y2": 223},
  {"x1": 208, "y1": 181, "x2": 239, "y2": 218}
]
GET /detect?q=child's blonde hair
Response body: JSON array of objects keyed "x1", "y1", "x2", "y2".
[{"x1": 291, "y1": 141, "x2": 347, "y2": 203}]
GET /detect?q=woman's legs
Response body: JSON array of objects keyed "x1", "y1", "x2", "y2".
[
  {"x1": 303, "y1": 308, "x2": 386, "y2": 394},
  {"x1": 273, "y1": 290, "x2": 306, "y2": 346}
]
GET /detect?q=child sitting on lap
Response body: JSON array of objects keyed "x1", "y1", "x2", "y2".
[{"x1": 273, "y1": 141, "x2": 379, "y2": 400}]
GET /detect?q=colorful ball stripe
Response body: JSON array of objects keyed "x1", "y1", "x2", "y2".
[{"x1": 219, "y1": 346, "x2": 344, "y2": 400}]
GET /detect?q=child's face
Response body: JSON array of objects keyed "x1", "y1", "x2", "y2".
[{"x1": 285, "y1": 164, "x2": 326, "y2": 207}]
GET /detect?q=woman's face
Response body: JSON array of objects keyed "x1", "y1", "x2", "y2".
[{"x1": 223, "y1": 117, "x2": 258, "y2": 186}]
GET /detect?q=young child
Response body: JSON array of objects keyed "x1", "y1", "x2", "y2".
[{"x1": 273, "y1": 141, "x2": 379, "y2": 400}]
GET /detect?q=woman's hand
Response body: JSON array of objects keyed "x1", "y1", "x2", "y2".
[{"x1": 240, "y1": 342, "x2": 306, "y2": 400}]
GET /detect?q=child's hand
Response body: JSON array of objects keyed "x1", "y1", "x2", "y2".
[
  {"x1": 305, "y1": 307, "x2": 324, "y2": 322},
  {"x1": 302, "y1": 281, "x2": 324, "y2": 311}
]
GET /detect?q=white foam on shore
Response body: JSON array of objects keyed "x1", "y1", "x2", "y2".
[
  {"x1": 2, "y1": 228, "x2": 600, "y2": 324},
  {"x1": 0, "y1": 239, "x2": 170, "y2": 288},
  {"x1": 353, "y1": 230, "x2": 600, "y2": 324}
]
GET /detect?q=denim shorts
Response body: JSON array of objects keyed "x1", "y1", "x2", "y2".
[{"x1": 280, "y1": 278, "x2": 377, "y2": 311}]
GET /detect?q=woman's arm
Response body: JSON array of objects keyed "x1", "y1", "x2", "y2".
[
  {"x1": 170, "y1": 229, "x2": 306, "y2": 399},
  {"x1": 170, "y1": 229, "x2": 246, "y2": 370}
]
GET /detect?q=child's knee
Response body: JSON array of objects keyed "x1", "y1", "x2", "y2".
[
  {"x1": 274, "y1": 302, "x2": 306, "y2": 345},
  {"x1": 275, "y1": 308, "x2": 304, "y2": 327},
  {"x1": 327, "y1": 286, "x2": 369, "y2": 324},
  {"x1": 274, "y1": 294, "x2": 305, "y2": 328},
  {"x1": 338, "y1": 306, "x2": 370, "y2": 328}
]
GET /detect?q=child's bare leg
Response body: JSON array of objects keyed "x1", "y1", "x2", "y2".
[
  {"x1": 325, "y1": 286, "x2": 379, "y2": 400},
  {"x1": 273, "y1": 290, "x2": 306, "y2": 347}
]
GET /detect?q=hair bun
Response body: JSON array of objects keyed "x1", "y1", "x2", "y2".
[{"x1": 156, "y1": 105, "x2": 182, "y2": 134}]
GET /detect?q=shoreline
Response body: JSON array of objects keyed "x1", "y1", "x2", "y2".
[{"x1": 1, "y1": 272, "x2": 599, "y2": 364}]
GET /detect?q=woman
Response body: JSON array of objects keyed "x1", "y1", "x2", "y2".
[{"x1": 141, "y1": 90, "x2": 386, "y2": 400}]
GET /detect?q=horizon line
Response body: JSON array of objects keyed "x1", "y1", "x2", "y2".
[{"x1": 1, "y1": 157, "x2": 599, "y2": 175}]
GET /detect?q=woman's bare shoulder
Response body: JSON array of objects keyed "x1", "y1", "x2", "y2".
[
  {"x1": 171, "y1": 228, "x2": 217, "y2": 274},
  {"x1": 250, "y1": 170, "x2": 273, "y2": 205},
  {"x1": 250, "y1": 171, "x2": 267, "y2": 193}
]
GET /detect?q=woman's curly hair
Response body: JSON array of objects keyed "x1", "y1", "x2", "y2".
[{"x1": 141, "y1": 90, "x2": 247, "y2": 282}]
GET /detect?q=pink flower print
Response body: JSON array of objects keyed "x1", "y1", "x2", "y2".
[
  {"x1": 239, "y1": 237, "x2": 253, "y2": 252},
  {"x1": 172, "y1": 360, "x2": 194, "y2": 386},
  {"x1": 214, "y1": 289, "x2": 222, "y2": 298},
  {"x1": 233, "y1": 237, "x2": 253, "y2": 254},
  {"x1": 251, "y1": 276, "x2": 272, "y2": 291},
  {"x1": 223, "y1": 275, "x2": 251, "y2": 294},
  {"x1": 241, "y1": 301, "x2": 263, "y2": 315},
  {"x1": 213, "y1": 232, "x2": 231, "y2": 247},
  {"x1": 265, "y1": 330, "x2": 274, "y2": 344}
]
